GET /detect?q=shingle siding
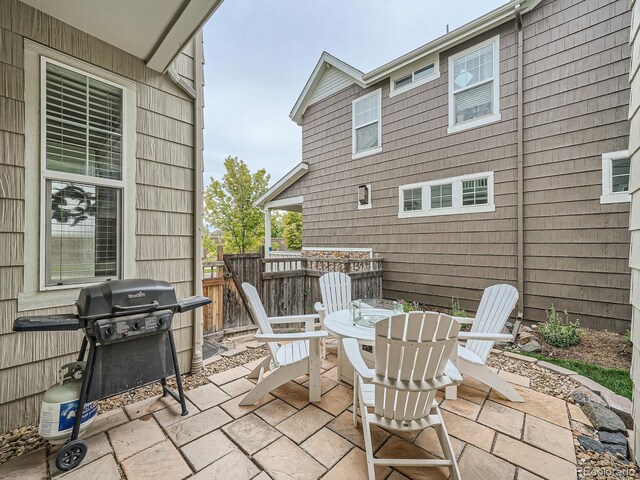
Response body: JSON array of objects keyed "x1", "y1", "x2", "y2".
[
  {"x1": 0, "y1": 0, "x2": 202, "y2": 431},
  {"x1": 275, "y1": 0, "x2": 632, "y2": 332}
]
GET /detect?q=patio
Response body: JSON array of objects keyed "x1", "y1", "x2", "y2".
[{"x1": 0, "y1": 347, "x2": 586, "y2": 480}]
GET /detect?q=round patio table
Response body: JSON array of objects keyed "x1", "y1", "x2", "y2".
[{"x1": 323, "y1": 308, "x2": 384, "y2": 385}]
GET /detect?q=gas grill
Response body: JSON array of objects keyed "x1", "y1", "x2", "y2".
[{"x1": 13, "y1": 279, "x2": 211, "y2": 471}]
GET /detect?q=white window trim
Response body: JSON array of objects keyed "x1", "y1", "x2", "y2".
[
  {"x1": 357, "y1": 184, "x2": 372, "y2": 210},
  {"x1": 19, "y1": 39, "x2": 136, "y2": 311},
  {"x1": 398, "y1": 172, "x2": 495, "y2": 218},
  {"x1": 447, "y1": 35, "x2": 501, "y2": 134},
  {"x1": 389, "y1": 58, "x2": 440, "y2": 98},
  {"x1": 352, "y1": 89, "x2": 382, "y2": 160},
  {"x1": 601, "y1": 150, "x2": 631, "y2": 204}
]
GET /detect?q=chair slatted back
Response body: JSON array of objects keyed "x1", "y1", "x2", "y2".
[
  {"x1": 242, "y1": 282, "x2": 280, "y2": 365},
  {"x1": 373, "y1": 312, "x2": 460, "y2": 422},
  {"x1": 466, "y1": 284, "x2": 519, "y2": 362},
  {"x1": 319, "y1": 272, "x2": 352, "y2": 315}
]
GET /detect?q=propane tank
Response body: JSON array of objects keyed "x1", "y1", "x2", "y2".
[{"x1": 39, "y1": 361, "x2": 98, "y2": 444}]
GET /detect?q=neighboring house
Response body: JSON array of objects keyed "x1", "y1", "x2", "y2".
[
  {"x1": 0, "y1": 0, "x2": 220, "y2": 431},
  {"x1": 260, "y1": 0, "x2": 632, "y2": 331},
  {"x1": 627, "y1": 0, "x2": 640, "y2": 464}
]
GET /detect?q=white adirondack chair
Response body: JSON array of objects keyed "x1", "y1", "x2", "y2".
[
  {"x1": 240, "y1": 282, "x2": 327, "y2": 406},
  {"x1": 344, "y1": 311, "x2": 462, "y2": 480},
  {"x1": 314, "y1": 272, "x2": 351, "y2": 357},
  {"x1": 448, "y1": 284, "x2": 524, "y2": 403}
]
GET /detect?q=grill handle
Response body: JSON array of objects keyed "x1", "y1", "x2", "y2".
[{"x1": 112, "y1": 301, "x2": 160, "y2": 314}]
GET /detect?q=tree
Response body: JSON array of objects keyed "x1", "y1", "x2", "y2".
[
  {"x1": 282, "y1": 211, "x2": 302, "y2": 250},
  {"x1": 270, "y1": 211, "x2": 283, "y2": 238},
  {"x1": 204, "y1": 156, "x2": 269, "y2": 254}
]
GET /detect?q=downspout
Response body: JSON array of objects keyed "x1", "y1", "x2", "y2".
[
  {"x1": 166, "y1": 31, "x2": 205, "y2": 373},
  {"x1": 515, "y1": 3, "x2": 525, "y2": 335}
]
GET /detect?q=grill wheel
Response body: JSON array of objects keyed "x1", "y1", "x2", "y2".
[{"x1": 56, "y1": 439, "x2": 88, "y2": 471}]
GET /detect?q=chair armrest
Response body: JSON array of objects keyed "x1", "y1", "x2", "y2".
[
  {"x1": 255, "y1": 331, "x2": 327, "y2": 342},
  {"x1": 314, "y1": 302, "x2": 325, "y2": 313},
  {"x1": 459, "y1": 332, "x2": 512, "y2": 342},
  {"x1": 453, "y1": 316, "x2": 475, "y2": 324},
  {"x1": 268, "y1": 314, "x2": 319, "y2": 332},
  {"x1": 444, "y1": 360, "x2": 463, "y2": 384},
  {"x1": 342, "y1": 338, "x2": 374, "y2": 381}
]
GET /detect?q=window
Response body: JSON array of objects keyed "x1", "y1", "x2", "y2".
[
  {"x1": 601, "y1": 150, "x2": 631, "y2": 204},
  {"x1": 399, "y1": 172, "x2": 495, "y2": 218},
  {"x1": 448, "y1": 36, "x2": 501, "y2": 133},
  {"x1": 430, "y1": 184, "x2": 452, "y2": 209},
  {"x1": 393, "y1": 64, "x2": 435, "y2": 90},
  {"x1": 462, "y1": 178, "x2": 488, "y2": 205},
  {"x1": 42, "y1": 58, "x2": 124, "y2": 287},
  {"x1": 352, "y1": 89, "x2": 382, "y2": 159},
  {"x1": 403, "y1": 187, "x2": 423, "y2": 211},
  {"x1": 390, "y1": 58, "x2": 440, "y2": 97}
]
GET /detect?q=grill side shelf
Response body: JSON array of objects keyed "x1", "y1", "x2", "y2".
[{"x1": 13, "y1": 314, "x2": 80, "y2": 331}]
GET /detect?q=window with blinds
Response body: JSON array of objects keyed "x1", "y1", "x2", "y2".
[
  {"x1": 448, "y1": 37, "x2": 500, "y2": 132},
  {"x1": 352, "y1": 90, "x2": 382, "y2": 157},
  {"x1": 42, "y1": 59, "x2": 124, "y2": 287}
]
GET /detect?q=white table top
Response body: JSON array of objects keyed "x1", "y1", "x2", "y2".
[{"x1": 324, "y1": 309, "x2": 380, "y2": 342}]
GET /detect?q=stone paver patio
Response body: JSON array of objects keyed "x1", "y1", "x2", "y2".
[{"x1": 0, "y1": 352, "x2": 585, "y2": 480}]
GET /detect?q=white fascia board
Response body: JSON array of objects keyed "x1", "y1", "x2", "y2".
[
  {"x1": 290, "y1": 52, "x2": 365, "y2": 126},
  {"x1": 146, "y1": 0, "x2": 224, "y2": 72},
  {"x1": 255, "y1": 163, "x2": 309, "y2": 207},
  {"x1": 362, "y1": 0, "x2": 542, "y2": 84}
]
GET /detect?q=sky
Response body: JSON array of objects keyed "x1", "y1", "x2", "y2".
[{"x1": 202, "y1": 0, "x2": 507, "y2": 187}]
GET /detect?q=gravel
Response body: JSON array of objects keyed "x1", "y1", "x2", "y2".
[
  {"x1": 486, "y1": 353, "x2": 579, "y2": 399},
  {"x1": 0, "y1": 342, "x2": 269, "y2": 465}
]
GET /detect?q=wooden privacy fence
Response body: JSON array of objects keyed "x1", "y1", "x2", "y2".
[{"x1": 201, "y1": 251, "x2": 383, "y2": 335}]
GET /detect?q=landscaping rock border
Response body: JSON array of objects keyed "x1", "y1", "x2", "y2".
[{"x1": 489, "y1": 347, "x2": 638, "y2": 478}]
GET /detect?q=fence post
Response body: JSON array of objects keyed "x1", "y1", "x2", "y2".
[{"x1": 216, "y1": 245, "x2": 223, "y2": 277}]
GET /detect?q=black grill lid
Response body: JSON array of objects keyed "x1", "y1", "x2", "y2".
[{"x1": 76, "y1": 279, "x2": 178, "y2": 320}]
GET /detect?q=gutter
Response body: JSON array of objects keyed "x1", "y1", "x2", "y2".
[
  {"x1": 166, "y1": 31, "x2": 205, "y2": 374},
  {"x1": 515, "y1": 3, "x2": 525, "y2": 336},
  {"x1": 363, "y1": 0, "x2": 541, "y2": 84}
]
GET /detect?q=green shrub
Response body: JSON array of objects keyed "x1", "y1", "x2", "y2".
[
  {"x1": 451, "y1": 297, "x2": 467, "y2": 317},
  {"x1": 623, "y1": 329, "x2": 632, "y2": 344},
  {"x1": 538, "y1": 304, "x2": 582, "y2": 348},
  {"x1": 397, "y1": 299, "x2": 420, "y2": 313}
]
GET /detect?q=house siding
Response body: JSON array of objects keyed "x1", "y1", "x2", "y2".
[
  {"x1": 628, "y1": 0, "x2": 640, "y2": 464},
  {"x1": 0, "y1": 0, "x2": 202, "y2": 432},
  {"x1": 275, "y1": 0, "x2": 631, "y2": 331}
]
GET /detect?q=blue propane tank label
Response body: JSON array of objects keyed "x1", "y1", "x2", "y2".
[{"x1": 58, "y1": 400, "x2": 98, "y2": 432}]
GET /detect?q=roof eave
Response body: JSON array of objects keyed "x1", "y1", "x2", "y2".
[
  {"x1": 290, "y1": 52, "x2": 364, "y2": 126},
  {"x1": 255, "y1": 163, "x2": 309, "y2": 207},
  {"x1": 146, "y1": 0, "x2": 224, "y2": 72},
  {"x1": 363, "y1": 0, "x2": 542, "y2": 83}
]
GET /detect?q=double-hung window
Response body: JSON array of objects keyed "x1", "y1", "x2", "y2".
[
  {"x1": 42, "y1": 59, "x2": 124, "y2": 287},
  {"x1": 448, "y1": 36, "x2": 501, "y2": 133},
  {"x1": 601, "y1": 150, "x2": 631, "y2": 204},
  {"x1": 352, "y1": 89, "x2": 382, "y2": 159},
  {"x1": 399, "y1": 172, "x2": 495, "y2": 218}
]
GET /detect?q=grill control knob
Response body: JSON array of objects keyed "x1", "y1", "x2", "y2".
[
  {"x1": 104, "y1": 326, "x2": 113, "y2": 336},
  {"x1": 133, "y1": 321, "x2": 141, "y2": 330},
  {"x1": 157, "y1": 317, "x2": 165, "y2": 326}
]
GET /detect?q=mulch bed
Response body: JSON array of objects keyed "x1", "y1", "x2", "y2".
[{"x1": 530, "y1": 327, "x2": 631, "y2": 371}]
